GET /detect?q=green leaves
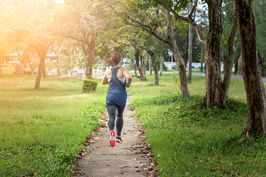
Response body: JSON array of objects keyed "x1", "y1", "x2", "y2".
[{"x1": 148, "y1": 0, "x2": 190, "y2": 11}]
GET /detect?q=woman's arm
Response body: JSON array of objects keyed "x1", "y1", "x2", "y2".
[
  {"x1": 102, "y1": 71, "x2": 109, "y2": 85},
  {"x1": 123, "y1": 68, "x2": 132, "y2": 88}
]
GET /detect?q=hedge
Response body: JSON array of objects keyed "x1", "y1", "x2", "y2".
[{"x1": 82, "y1": 79, "x2": 98, "y2": 93}]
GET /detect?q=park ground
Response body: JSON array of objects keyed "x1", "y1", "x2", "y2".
[{"x1": 0, "y1": 74, "x2": 265, "y2": 176}]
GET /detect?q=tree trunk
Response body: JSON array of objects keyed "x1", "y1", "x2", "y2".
[
  {"x1": 86, "y1": 56, "x2": 93, "y2": 79},
  {"x1": 86, "y1": 39, "x2": 95, "y2": 79},
  {"x1": 204, "y1": 0, "x2": 223, "y2": 107},
  {"x1": 167, "y1": 10, "x2": 190, "y2": 97},
  {"x1": 140, "y1": 55, "x2": 146, "y2": 80},
  {"x1": 135, "y1": 49, "x2": 146, "y2": 81},
  {"x1": 221, "y1": 7, "x2": 239, "y2": 100},
  {"x1": 160, "y1": 56, "x2": 163, "y2": 76},
  {"x1": 147, "y1": 50, "x2": 159, "y2": 85},
  {"x1": 236, "y1": 0, "x2": 266, "y2": 136},
  {"x1": 34, "y1": 54, "x2": 45, "y2": 89},
  {"x1": 188, "y1": 2, "x2": 193, "y2": 82}
]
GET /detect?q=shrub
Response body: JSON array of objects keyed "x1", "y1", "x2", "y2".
[{"x1": 82, "y1": 79, "x2": 98, "y2": 93}]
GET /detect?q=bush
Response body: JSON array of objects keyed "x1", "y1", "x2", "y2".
[{"x1": 82, "y1": 79, "x2": 98, "y2": 93}]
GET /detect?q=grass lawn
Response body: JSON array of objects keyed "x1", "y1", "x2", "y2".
[
  {"x1": 129, "y1": 74, "x2": 266, "y2": 177},
  {"x1": 0, "y1": 76, "x2": 107, "y2": 176}
]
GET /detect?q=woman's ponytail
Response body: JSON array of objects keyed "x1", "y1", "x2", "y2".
[{"x1": 105, "y1": 51, "x2": 121, "y2": 67}]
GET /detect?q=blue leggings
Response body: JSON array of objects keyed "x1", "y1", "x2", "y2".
[{"x1": 106, "y1": 104, "x2": 125, "y2": 136}]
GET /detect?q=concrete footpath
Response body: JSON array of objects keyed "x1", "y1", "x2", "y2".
[
  {"x1": 73, "y1": 102, "x2": 156, "y2": 177},
  {"x1": 162, "y1": 71, "x2": 266, "y2": 83}
]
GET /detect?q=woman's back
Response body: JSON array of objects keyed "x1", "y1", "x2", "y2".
[
  {"x1": 106, "y1": 67, "x2": 127, "y2": 106},
  {"x1": 105, "y1": 67, "x2": 128, "y2": 81}
]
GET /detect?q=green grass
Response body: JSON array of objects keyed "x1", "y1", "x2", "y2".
[
  {"x1": 1, "y1": 73, "x2": 265, "y2": 176},
  {"x1": 129, "y1": 74, "x2": 266, "y2": 177},
  {"x1": 0, "y1": 76, "x2": 107, "y2": 176}
]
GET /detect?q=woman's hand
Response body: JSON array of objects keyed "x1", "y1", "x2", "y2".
[{"x1": 123, "y1": 68, "x2": 132, "y2": 88}]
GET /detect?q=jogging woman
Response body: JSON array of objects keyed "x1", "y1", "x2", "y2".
[{"x1": 102, "y1": 51, "x2": 132, "y2": 147}]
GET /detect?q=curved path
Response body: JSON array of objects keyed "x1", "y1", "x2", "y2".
[{"x1": 74, "y1": 102, "x2": 152, "y2": 177}]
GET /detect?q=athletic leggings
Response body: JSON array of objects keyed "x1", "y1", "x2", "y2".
[{"x1": 106, "y1": 104, "x2": 125, "y2": 136}]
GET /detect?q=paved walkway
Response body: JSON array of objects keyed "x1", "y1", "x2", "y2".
[
  {"x1": 73, "y1": 103, "x2": 153, "y2": 177},
  {"x1": 163, "y1": 71, "x2": 266, "y2": 83}
]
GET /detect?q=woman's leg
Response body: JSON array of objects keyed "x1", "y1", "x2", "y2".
[
  {"x1": 106, "y1": 104, "x2": 117, "y2": 131},
  {"x1": 116, "y1": 105, "x2": 125, "y2": 136}
]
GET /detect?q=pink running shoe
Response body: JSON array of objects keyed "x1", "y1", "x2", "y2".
[
  {"x1": 109, "y1": 130, "x2": 116, "y2": 147},
  {"x1": 116, "y1": 136, "x2": 122, "y2": 143}
]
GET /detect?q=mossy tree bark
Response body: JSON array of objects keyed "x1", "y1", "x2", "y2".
[
  {"x1": 204, "y1": 0, "x2": 224, "y2": 107},
  {"x1": 236, "y1": 0, "x2": 266, "y2": 136}
]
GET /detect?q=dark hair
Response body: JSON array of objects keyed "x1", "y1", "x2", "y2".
[{"x1": 105, "y1": 51, "x2": 121, "y2": 67}]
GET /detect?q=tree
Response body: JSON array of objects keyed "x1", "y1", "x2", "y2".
[
  {"x1": 0, "y1": 0, "x2": 58, "y2": 88},
  {"x1": 155, "y1": 0, "x2": 239, "y2": 107},
  {"x1": 56, "y1": 1, "x2": 97, "y2": 79},
  {"x1": 118, "y1": 0, "x2": 190, "y2": 97},
  {"x1": 236, "y1": 0, "x2": 266, "y2": 136},
  {"x1": 119, "y1": 27, "x2": 148, "y2": 81},
  {"x1": 28, "y1": 1, "x2": 57, "y2": 88},
  {"x1": 135, "y1": 49, "x2": 147, "y2": 81},
  {"x1": 142, "y1": 35, "x2": 160, "y2": 85}
]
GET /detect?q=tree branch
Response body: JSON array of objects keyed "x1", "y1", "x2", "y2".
[
  {"x1": 155, "y1": 0, "x2": 206, "y2": 44},
  {"x1": 188, "y1": 0, "x2": 198, "y2": 18},
  {"x1": 60, "y1": 32, "x2": 84, "y2": 43},
  {"x1": 125, "y1": 17, "x2": 171, "y2": 45}
]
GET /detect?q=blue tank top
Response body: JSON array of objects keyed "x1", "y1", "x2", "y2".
[{"x1": 106, "y1": 67, "x2": 127, "y2": 106}]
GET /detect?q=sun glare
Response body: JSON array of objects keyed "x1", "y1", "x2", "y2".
[{"x1": 54, "y1": 0, "x2": 64, "y2": 4}]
